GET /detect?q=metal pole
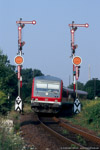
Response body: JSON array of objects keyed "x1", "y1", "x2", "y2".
[
  {"x1": 69, "y1": 21, "x2": 89, "y2": 101},
  {"x1": 18, "y1": 79, "x2": 20, "y2": 97},
  {"x1": 76, "y1": 80, "x2": 78, "y2": 98},
  {"x1": 15, "y1": 18, "x2": 36, "y2": 112}
]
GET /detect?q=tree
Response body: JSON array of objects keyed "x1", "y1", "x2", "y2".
[
  {"x1": 68, "y1": 81, "x2": 84, "y2": 90},
  {"x1": 33, "y1": 69, "x2": 44, "y2": 77},
  {"x1": 0, "y1": 51, "x2": 17, "y2": 98},
  {"x1": 0, "y1": 50, "x2": 17, "y2": 114},
  {"x1": 0, "y1": 91, "x2": 8, "y2": 114},
  {"x1": 84, "y1": 79, "x2": 100, "y2": 99}
]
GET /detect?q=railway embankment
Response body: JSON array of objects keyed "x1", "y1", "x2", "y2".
[
  {"x1": 66, "y1": 99, "x2": 100, "y2": 137},
  {"x1": 0, "y1": 114, "x2": 24, "y2": 149},
  {"x1": 0, "y1": 104, "x2": 33, "y2": 149},
  {"x1": 1, "y1": 100, "x2": 100, "y2": 149}
]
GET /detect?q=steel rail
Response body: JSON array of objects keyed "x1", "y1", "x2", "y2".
[
  {"x1": 53, "y1": 117, "x2": 100, "y2": 146},
  {"x1": 38, "y1": 116, "x2": 88, "y2": 150}
]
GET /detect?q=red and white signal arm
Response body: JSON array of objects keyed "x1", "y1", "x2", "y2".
[{"x1": 72, "y1": 56, "x2": 82, "y2": 66}]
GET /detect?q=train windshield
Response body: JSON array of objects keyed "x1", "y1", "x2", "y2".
[{"x1": 34, "y1": 81, "x2": 61, "y2": 97}]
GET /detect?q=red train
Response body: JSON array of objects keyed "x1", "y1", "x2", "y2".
[{"x1": 31, "y1": 75, "x2": 87, "y2": 113}]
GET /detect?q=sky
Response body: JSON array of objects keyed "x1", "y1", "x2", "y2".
[{"x1": 0, "y1": 0, "x2": 100, "y2": 86}]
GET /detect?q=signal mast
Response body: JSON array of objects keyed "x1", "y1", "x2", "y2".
[
  {"x1": 14, "y1": 18, "x2": 36, "y2": 112},
  {"x1": 69, "y1": 21, "x2": 89, "y2": 100}
]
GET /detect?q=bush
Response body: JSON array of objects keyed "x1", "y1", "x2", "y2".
[
  {"x1": 0, "y1": 120, "x2": 24, "y2": 150},
  {"x1": 67, "y1": 100, "x2": 100, "y2": 134},
  {"x1": 0, "y1": 91, "x2": 9, "y2": 114},
  {"x1": 85, "y1": 101, "x2": 100, "y2": 126}
]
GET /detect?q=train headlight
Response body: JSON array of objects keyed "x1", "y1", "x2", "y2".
[
  {"x1": 35, "y1": 98, "x2": 38, "y2": 101},
  {"x1": 45, "y1": 92, "x2": 48, "y2": 96},
  {"x1": 55, "y1": 100, "x2": 58, "y2": 102}
]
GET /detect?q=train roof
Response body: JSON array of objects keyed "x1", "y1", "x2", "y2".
[
  {"x1": 34, "y1": 75, "x2": 62, "y2": 82},
  {"x1": 63, "y1": 87, "x2": 88, "y2": 95}
]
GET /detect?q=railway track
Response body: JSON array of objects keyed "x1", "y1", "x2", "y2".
[
  {"x1": 38, "y1": 115, "x2": 89, "y2": 149},
  {"x1": 53, "y1": 117, "x2": 100, "y2": 146},
  {"x1": 20, "y1": 113, "x2": 81, "y2": 150},
  {"x1": 38, "y1": 115, "x2": 100, "y2": 150},
  {"x1": 20, "y1": 113, "x2": 100, "y2": 149}
]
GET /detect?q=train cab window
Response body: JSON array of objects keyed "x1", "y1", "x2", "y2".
[
  {"x1": 34, "y1": 80, "x2": 61, "y2": 97},
  {"x1": 36, "y1": 83, "x2": 47, "y2": 92},
  {"x1": 48, "y1": 84, "x2": 60, "y2": 93}
]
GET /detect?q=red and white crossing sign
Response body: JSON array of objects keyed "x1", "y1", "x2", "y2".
[
  {"x1": 16, "y1": 20, "x2": 36, "y2": 25},
  {"x1": 69, "y1": 23, "x2": 89, "y2": 28}
]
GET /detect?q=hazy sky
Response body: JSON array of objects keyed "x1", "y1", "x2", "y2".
[{"x1": 0, "y1": 0, "x2": 100, "y2": 86}]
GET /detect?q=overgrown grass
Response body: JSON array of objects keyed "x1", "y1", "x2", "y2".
[
  {"x1": 0, "y1": 116, "x2": 24, "y2": 150},
  {"x1": 23, "y1": 103, "x2": 33, "y2": 113},
  {"x1": 76, "y1": 135, "x2": 86, "y2": 146},
  {"x1": 0, "y1": 103, "x2": 33, "y2": 149},
  {"x1": 9, "y1": 103, "x2": 32, "y2": 118},
  {"x1": 0, "y1": 129, "x2": 24, "y2": 150},
  {"x1": 67, "y1": 99, "x2": 100, "y2": 136}
]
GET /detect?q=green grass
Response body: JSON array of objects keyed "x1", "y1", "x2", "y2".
[
  {"x1": 0, "y1": 116, "x2": 24, "y2": 150},
  {"x1": 0, "y1": 103, "x2": 33, "y2": 149},
  {"x1": 76, "y1": 135, "x2": 86, "y2": 146},
  {"x1": 23, "y1": 103, "x2": 33, "y2": 113},
  {"x1": 62, "y1": 129, "x2": 69, "y2": 135},
  {"x1": 66, "y1": 99, "x2": 100, "y2": 136}
]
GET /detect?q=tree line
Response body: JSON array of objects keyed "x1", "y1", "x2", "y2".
[
  {"x1": 0, "y1": 50, "x2": 100, "y2": 114},
  {"x1": 0, "y1": 50, "x2": 43, "y2": 114},
  {"x1": 68, "y1": 79, "x2": 100, "y2": 99}
]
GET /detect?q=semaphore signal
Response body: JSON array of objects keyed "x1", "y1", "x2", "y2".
[
  {"x1": 69, "y1": 23, "x2": 89, "y2": 28},
  {"x1": 15, "y1": 18, "x2": 36, "y2": 112},
  {"x1": 69, "y1": 21, "x2": 89, "y2": 102},
  {"x1": 16, "y1": 20, "x2": 36, "y2": 25},
  {"x1": 16, "y1": 18, "x2": 36, "y2": 55}
]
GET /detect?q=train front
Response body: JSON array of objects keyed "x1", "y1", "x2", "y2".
[{"x1": 31, "y1": 76, "x2": 63, "y2": 113}]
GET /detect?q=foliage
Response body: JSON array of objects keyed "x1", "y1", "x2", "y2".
[
  {"x1": 84, "y1": 100, "x2": 100, "y2": 127},
  {"x1": 84, "y1": 79, "x2": 100, "y2": 99},
  {"x1": 0, "y1": 50, "x2": 17, "y2": 114},
  {"x1": 0, "y1": 49, "x2": 44, "y2": 114},
  {"x1": 68, "y1": 81, "x2": 84, "y2": 90},
  {"x1": 68, "y1": 79, "x2": 100, "y2": 99},
  {"x1": 0, "y1": 120, "x2": 24, "y2": 150},
  {"x1": 0, "y1": 91, "x2": 7, "y2": 105},
  {"x1": 0, "y1": 91, "x2": 9, "y2": 114},
  {"x1": 76, "y1": 135, "x2": 86, "y2": 146},
  {"x1": 23, "y1": 103, "x2": 33, "y2": 113},
  {"x1": 67, "y1": 100, "x2": 100, "y2": 135},
  {"x1": 0, "y1": 50, "x2": 17, "y2": 96},
  {"x1": 81, "y1": 100, "x2": 100, "y2": 132}
]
